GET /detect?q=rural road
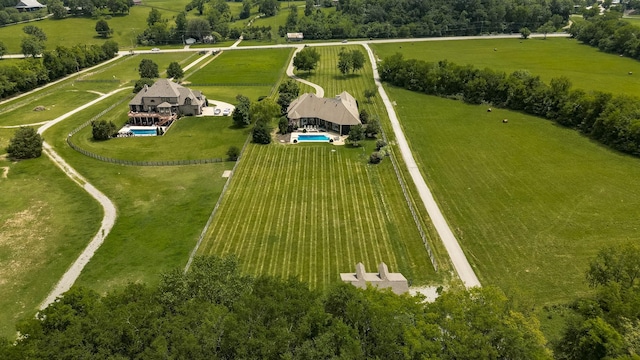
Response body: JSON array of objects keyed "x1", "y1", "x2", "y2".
[
  {"x1": 363, "y1": 44, "x2": 482, "y2": 289},
  {"x1": 35, "y1": 88, "x2": 130, "y2": 309},
  {"x1": 286, "y1": 45, "x2": 325, "y2": 97}
]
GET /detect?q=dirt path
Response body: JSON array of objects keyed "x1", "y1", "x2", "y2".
[
  {"x1": 363, "y1": 44, "x2": 481, "y2": 289},
  {"x1": 286, "y1": 46, "x2": 324, "y2": 97},
  {"x1": 36, "y1": 89, "x2": 127, "y2": 309}
]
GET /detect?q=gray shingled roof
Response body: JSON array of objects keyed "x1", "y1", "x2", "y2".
[
  {"x1": 129, "y1": 79, "x2": 203, "y2": 107},
  {"x1": 287, "y1": 91, "x2": 360, "y2": 126}
]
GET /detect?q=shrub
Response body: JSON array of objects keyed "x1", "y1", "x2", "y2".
[
  {"x1": 91, "y1": 120, "x2": 117, "y2": 141},
  {"x1": 6, "y1": 127, "x2": 42, "y2": 159},
  {"x1": 252, "y1": 122, "x2": 271, "y2": 144},
  {"x1": 369, "y1": 151, "x2": 383, "y2": 164},
  {"x1": 375, "y1": 139, "x2": 387, "y2": 151},
  {"x1": 227, "y1": 146, "x2": 241, "y2": 161}
]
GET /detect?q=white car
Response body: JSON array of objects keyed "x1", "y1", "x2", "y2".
[
  {"x1": 223, "y1": 108, "x2": 231, "y2": 116},
  {"x1": 151, "y1": 47, "x2": 160, "y2": 52},
  {"x1": 214, "y1": 108, "x2": 221, "y2": 115}
]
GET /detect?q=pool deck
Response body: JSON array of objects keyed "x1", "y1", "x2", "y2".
[
  {"x1": 290, "y1": 130, "x2": 346, "y2": 145},
  {"x1": 117, "y1": 125, "x2": 168, "y2": 137}
]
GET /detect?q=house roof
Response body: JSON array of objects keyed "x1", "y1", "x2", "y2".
[
  {"x1": 15, "y1": 0, "x2": 46, "y2": 8},
  {"x1": 287, "y1": 91, "x2": 360, "y2": 126},
  {"x1": 129, "y1": 79, "x2": 204, "y2": 107}
]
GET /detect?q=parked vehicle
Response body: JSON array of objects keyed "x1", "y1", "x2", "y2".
[{"x1": 223, "y1": 108, "x2": 231, "y2": 116}]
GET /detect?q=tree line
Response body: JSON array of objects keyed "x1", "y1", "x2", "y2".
[
  {"x1": 0, "y1": 40, "x2": 118, "y2": 99},
  {"x1": 569, "y1": 11, "x2": 640, "y2": 60},
  {"x1": 0, "y1": 255, "x2": 552, "y2": 359},
  {"x1": 284, "y1": 0, "x2": 574, "y2": 40},
  {"x1": 379, "y1": 54, "x2": 640, "y2": 156}
]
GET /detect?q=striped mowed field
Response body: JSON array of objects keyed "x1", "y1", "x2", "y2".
[{"x1": 199, "y1": 144, "x2": 436, "y2": 288}]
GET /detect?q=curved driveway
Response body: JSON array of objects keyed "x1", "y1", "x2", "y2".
[
  {"x1": 286, "y1": 45, "x2": 324, "y2": 97},
  {"x1": 363, "y1": 44, "x2": 481, "y2": 288}
]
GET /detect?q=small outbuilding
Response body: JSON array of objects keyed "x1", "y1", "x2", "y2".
[
  {"x1": 340, "y1": 262, "x2": 409, "y2": 295},
  {"x1": 15, "y1": 0, "x2": 46, "y2": 12},
  {"x1": 286, "y1": 32, "x2": 304, "y2": 42}
]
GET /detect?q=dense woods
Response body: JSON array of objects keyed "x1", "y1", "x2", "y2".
[
  {"x1": 288, "y1": 0, "x2": 573, "y2": 40},
  {"x1": 379, "y1": 55, "x2": 640, "y2": 156},
  {"x1": 0, "y1": 41, "x2": 118, "y2": 99},
  {"x1": 0, "y1": 256, "x2": 553, "y2": 359}
]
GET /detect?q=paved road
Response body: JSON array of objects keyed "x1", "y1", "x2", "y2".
[
  {"x1": 286, "y1": 45, "x2": 325, "y2": 97},
  {"x1": 363, "y1": 44, "x2": 481, "y2": 288}
]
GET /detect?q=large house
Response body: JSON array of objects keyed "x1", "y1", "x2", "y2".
[
  {"x1": 287, "y1": 91, "x2": 360, "y2": 135},
  {"x1": 15, "y1": 0, "x2": 46, "y2": 12},
  {"x1": 128, "y1": 79, "x2": 206, "y2": 126}
]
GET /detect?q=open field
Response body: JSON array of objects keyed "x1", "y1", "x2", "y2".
[
  {"x1": 41, "y1": 93, "x2": 234, "y2": 294},
  {"x1": 0, "y1": 5, "x2": 182, "y2": 53},
  {"x1": 0, "y1": 155, "x2": 101, "y2": 338},
  {"x1": 0, "y1": 89, "x2": 98, "y2": 127},
  {"x1": 72, "y1": 106, "x2": 249, "y2": 161},
  {"x1": 187, "y1": 48, "x2": 291, "y2": 84},
  {"x1": 81, "y1": 52, "x2": 199, "y2": 83},
  {"x1": 186, "y1": 48, "x2": 292, "y2": 102},
  {"x1": 386, "y1": 87, "x2": 640, "y2": 304},
  {"x1": 199, "y1": 144, "x2": 437, "y2": 288},
  {"x1": 372, "y1": 37, "x2": 640, "y2": 96}
]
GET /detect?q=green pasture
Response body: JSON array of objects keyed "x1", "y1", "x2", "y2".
[
  {"x1": 186, "y1": 48, "x2": 291, "y2": 85},
  {"x1": 198, "y1": 85, "x2": 274, "y2": 103},
  {"x1": 0, "y1": 89, "x2": 98, "y2": 127},
  {"x1": 0, "y1": 5, "x2": 182, "y2": 54},
  {"x1": 372, "y1": 37, "x2": 640, "y2": 96},
  {"x1": 81, "y1": 52, "x2": 199, "y2": 83},
  {"x1": 386, "y1": 87, "x2": 640, "y2": 304},
  {"x1": 40, "y1": 92, "x2": 234, "y2": 294},
  {"x1": 199, "y1": 144, "x2": 437, "y2": 288},
  {"x1": 0, "y1": 155, "x2": 101, "y2": 338},
  {"x1": 71, "y1": 106, "x2": 249, "y2": 161}
]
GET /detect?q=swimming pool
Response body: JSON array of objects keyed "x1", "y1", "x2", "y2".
[
  {"x1": 129, "y1": 128, "x2": 158, "y2": 136},
  {"x1": 297, "y1": 134, "x2": 331, "y2": 142}
]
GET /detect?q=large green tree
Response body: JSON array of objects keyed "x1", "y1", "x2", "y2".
[
  {"x1": 166, "y1": 62, "x2": 183, "y2": 79},
  {"x1": 48, "y1": 0, "x2": 66, "y2": 19},
  {"x1": 91, "y1": 120, "x2": 117, "y2": 141},
  {"x1": 138, "y1": 59, "x2": 159, "y2": 78},
  {"x1": 147, "y1": 7, "x2": 162, "y2": 26},
  {"x1": 232, "y1": 94, "x2": 251, "y2": 127},
  {"x1": 6, "y1": 127, "x2": 42, "y2": 159},
  {"x1": 95, "y1": 19, "x2": 113, "y2": 38},
  {"x1": 292, "y1": 47, "x2": 320, "y2": 73},
  {"x1": 20, "y1": 37, "x2": 44, "y2": 58},
  {"x1": 22, "y1": 25, "x2": 47, "y2": 42}
]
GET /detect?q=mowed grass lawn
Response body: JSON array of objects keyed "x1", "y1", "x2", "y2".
[
  {"x1": 0, "y1": 156, "x2": 101, "y2": 338},
  {"x1": 82, "y1": 52, "x2": 199, "y2": 83},
  {"x1": 186, "y1": 48, "x2": 292, "y2": 102},
  {"x1": 72, "y1": 105, "x2": 249, "y2": 161},
  {"x1": 199, "y1": 144, "x2": 436, "y2": 288},
  {"x1": 387, "y1": 87, "x2": 640, "y2": 303},
  {"x1": 372, "y1": 37, "x2": 640, "y2": 96}
]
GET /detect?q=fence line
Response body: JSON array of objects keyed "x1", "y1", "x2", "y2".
[
  {"x1": 67, "y1": 96, "x2": 226, "y2": 167},
  {"x1": 74, "y1": 79, "x2": 120, "y2": 83},
  {"x1": 184, "y1": 134, "x2": 252, "y2": 273},
  {"x1": 380, "y1": 127, "x2": 439, "y2": 272}
]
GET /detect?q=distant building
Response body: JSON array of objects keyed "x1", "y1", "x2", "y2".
[
  {"x1": 341, "y1": 262, "x2": 409, "y2": 295},
  {"x1": 128, "y1": 79, "x2": 206, "y2": 126},
  {"x1": 287, "y1": 91, "x2": 360, "y2": 135},
  {"x1": 15, "y1": 0, "x2": 46, "y2": 12},
  {"x1": 286, "y1": 32, "x2": 304, "y2": 41}
]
